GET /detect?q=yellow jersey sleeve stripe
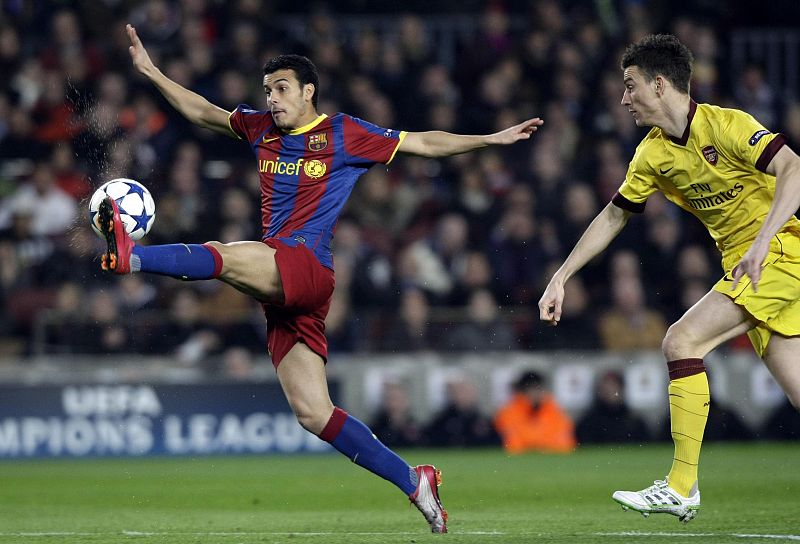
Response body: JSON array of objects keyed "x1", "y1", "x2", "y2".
[{"x1": 386, "y1": 131, "x2": 407, "y2": 165}]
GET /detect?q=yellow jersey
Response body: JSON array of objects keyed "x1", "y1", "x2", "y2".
[{"x1": 613, "y1": 100, "x2": 794, "y2": 254}]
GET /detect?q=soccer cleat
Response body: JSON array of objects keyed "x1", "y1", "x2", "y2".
[
  {"x1": 409, "y1": 465, "x2": 448, "y2": 533},
  {"x1": 613, "y1": 479, "x2": 700, "y2": 523},
  {"x1": 98, "y1": 196, "x2": 134, "y2": 274}
]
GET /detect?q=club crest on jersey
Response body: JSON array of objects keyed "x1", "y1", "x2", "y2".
[
  {"x1": 702, "y1": 145, "x2": 718, "y2": 166},
  {"x1": 308, "y1": 133, "x2": 328, "y2": 151},
  {"x1": 304, "y1": 159, "x2": 326, "y2": 179}
]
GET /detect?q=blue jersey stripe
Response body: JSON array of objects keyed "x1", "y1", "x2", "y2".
[
  {"x1": 300, "y1": 117, "x2": 367, "y2": 265},
  {"x1": 265, "y1": 135, "x2": 302, "y2": 234}
]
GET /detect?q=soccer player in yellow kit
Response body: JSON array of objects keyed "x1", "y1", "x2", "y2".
[{"x1": 539, "y1": 34, "x2": 800, "y2": 523}]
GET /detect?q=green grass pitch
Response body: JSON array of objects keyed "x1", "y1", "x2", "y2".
[{"x1": 0, "y1": 443, "x2": 798, "y2": 543}]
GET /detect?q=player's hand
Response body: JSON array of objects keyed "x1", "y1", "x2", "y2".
[
  {"x1": 731, "y1": 239, "x2": 770, "y2": 292},
  {"x1": 538, "y1": 280, "x2": 564, "y2": 326},
  {"x1": 489, "y1": 118, "x2": 544, "y2": 145},
  {"x1": 127, "y1": 24, "x2": 157, "y2": 77}
]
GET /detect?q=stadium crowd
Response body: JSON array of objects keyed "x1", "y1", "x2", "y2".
[{"x1": 0, "y1": 0, "x2": 797, "y2": 367}]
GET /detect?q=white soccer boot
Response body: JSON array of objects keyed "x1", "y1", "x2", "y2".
[
  {"x1": 409, "y1": 464, "x2": 448, "y2": 533},
  {"x1": 612, "y1": 479, "x2": 700, "y2": 523}
]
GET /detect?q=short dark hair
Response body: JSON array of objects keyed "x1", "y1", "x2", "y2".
[
  {"x1": 263, "y1": 54, "x2": 320, "y2": 108},
  {"x1": 621, "y1": 34, "x2": 694, "y2": 94}
]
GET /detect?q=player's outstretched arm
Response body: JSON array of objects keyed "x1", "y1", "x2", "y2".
[
  {"x1": 732, "y1": 146, "x2": 800, "y2": 291},
  {"x1": 539, "y1": 203, "x2": 630, "y2": 325},
  {"x1": 126, "y1": 24, "x2": 234, "y2": 136},
  {"x1": 398, "y1": 117, "x2": 543, "y2": 158}
]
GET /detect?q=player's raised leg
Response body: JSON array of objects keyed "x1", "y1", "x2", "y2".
[
  {"x1": 277, "y1": 342, "x2": 447, "y2": 533},
  {"x1": 613, "y1": 290, "x2": 753, "y2": 523},
  {"x1": 98, "y1": 196, "x2": 283, "y2": 302}
]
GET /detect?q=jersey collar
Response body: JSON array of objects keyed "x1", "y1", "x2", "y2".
[
  {"x1": 667, "y1": 99, "x2": 697, "y2": 146},
  {"x1": 285, "y1": 113, "x2": 328, "y2": 135}
]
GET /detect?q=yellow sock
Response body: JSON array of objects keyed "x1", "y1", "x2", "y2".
[{"x1": 666, "y1": 359, "x2": 709, "y2": 497}]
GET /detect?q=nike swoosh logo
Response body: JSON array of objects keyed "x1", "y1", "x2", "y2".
[
  {"x1": 723, "y1": 275, "x2": 733, "y2": 281},
  {"x1": 262, "y1": 136, "x2": 279, "y2": 143},
  {"x1": 659, "y1": 167, "x2": 673, "y2": 174}
]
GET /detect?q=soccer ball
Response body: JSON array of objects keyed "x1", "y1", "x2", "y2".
[{"x1": 89, "y1": 178, "x2": 156, "y2": 240}]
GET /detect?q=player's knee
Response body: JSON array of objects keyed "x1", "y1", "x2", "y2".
[
  {"x1": 293, "y1": 409, "x2": 328, "y2": 435},
  {"x1": 287, "y1": 397, "x2": 331, "y2": 435},
  {"x1": 662, "y1": 323, "x2": 691, "y2": 360}
]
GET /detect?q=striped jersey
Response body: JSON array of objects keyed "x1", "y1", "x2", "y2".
[
  {"x1": 228, "y1": 106, "x2": 406, "y2": 268},
  {"x1": 613, "y1": 100, "x2": 794, "y2": 255}
]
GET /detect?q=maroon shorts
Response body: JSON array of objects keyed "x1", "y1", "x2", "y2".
[{"x1": 262, "y1": 238, "x2": 335, "y2": 368}]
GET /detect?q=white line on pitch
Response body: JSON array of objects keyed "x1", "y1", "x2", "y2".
[
  {"x1": 122, "y1": 531, "x2": 508, "y2": 536},
  {"x1": 596, "y1": 532, "x2": 800, "y2": 541}
]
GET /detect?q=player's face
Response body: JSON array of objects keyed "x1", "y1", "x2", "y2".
[
  {"x1": 263, "y1": 69, "x2": 315, "y2": 130},
  {"x1": 621, "y1": 66, "x2": 659, "y2": 127}
]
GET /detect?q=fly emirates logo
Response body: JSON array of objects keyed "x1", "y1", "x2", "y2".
[{"x1": 686, "y1": 182, "x2": 744, "y2": 210}]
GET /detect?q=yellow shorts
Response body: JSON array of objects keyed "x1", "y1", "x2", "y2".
[{"x1": 713, "y1": 227, "x2": 800, "y2": 357}]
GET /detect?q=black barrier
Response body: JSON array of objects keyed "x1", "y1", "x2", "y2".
[{"x1": 0, "y1": 382, "x2": 335, "y2": 458}]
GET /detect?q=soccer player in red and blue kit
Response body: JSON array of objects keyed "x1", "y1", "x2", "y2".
[{"x1": 99, "y1": 24, "x2": 542, "y2": 533}]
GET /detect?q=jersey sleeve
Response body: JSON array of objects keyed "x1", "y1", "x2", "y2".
[
  {"x1": 227, "y1": 104, "x2": 275, "y2": 144},
  {"x1": 341, "y1": 115, "x2": 406, "y2": 167},
  {"x1": 719, "y1": 109, "x2": 787, "y2": 173},
  {"x1": 613, "y1": 137, "x2": 659, "y2": 213}
]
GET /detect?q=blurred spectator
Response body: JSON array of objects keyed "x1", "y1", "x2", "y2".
[
  {"x1": 64, "y1": 289, "x2": 132, "y2": 354},
  {"x1": 377, "y1": 288, "x2": 436, "y2": 352},
  {"x1": 641, "y1": 212, "x2": 682, "y2": 315},
  {"x1": 39, "y1": 9, "x2": 105, "y2": 81},
  {"x1": 332, "y1": 217, "x2": 396, "y2": 309},
  {"x1": 32, "y1": 70, "x2": 84, "y2": 143},
  {"x1": 576, "y1": 371, "x2": 650, "y2": 444},
  {"x1": 556, "y1": 182, "x2": 599, "y2": 249},
  {"x1": 325, "y1": 289, "x2": 360, "y2": 353},
  {"x1": 534, "y1": 271, "x2": 600, "y2": 350},
  {"x1": 39, "y1": 281, "x2": 86, "y2": 353},
  {"x1": 0, "y1": 203, "x2": 55, "y2": 287},
  {"x1": 489, "y1": 207, "x2": 547, "y2": 306},
  {"x1": 784, "y1": 101, "x2": 800, "y2": 147},
  {"x1": 441, "y1": 289, "x2": 517, "y2": 351},
  {"x1": 734, "y1": 64, "x2": 777, "y2": 128},
  {"x1": 0, "y1": 163, "x2": 78, "y2": 237},
  {"x1": 449, "y1": 250, "x2": 501, "y2": 306},
  {"x1": 151, "y1": 287, "x2": 221, "y2": 363},
  {"x1": 404, "y1": 212, "x2": 470, "y2": 304},
  {"x1": 597, "y1": 274, "x2": 668, "y2": 352},
  {"x1": 370, "y1": 381, "x2": 424, "y2": 448},
  {"x1": 38, "y1": 225, "x2": 102, "y2": 285},
  {"x1": 51, "y1": 142, "x2": 91, "y2": 200},
  {"x1": 494, "y1": 370, "x2": 576, "y2": 454},
  {"x1": 218, "y1": 346, "x2": 258, "y2": 381},
  {"x1": 424, "y1": 376, "x2": 500, "y2": 447},
  {"x1": 116, "y1": 274, "x2": 158, "y2": 314}
]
